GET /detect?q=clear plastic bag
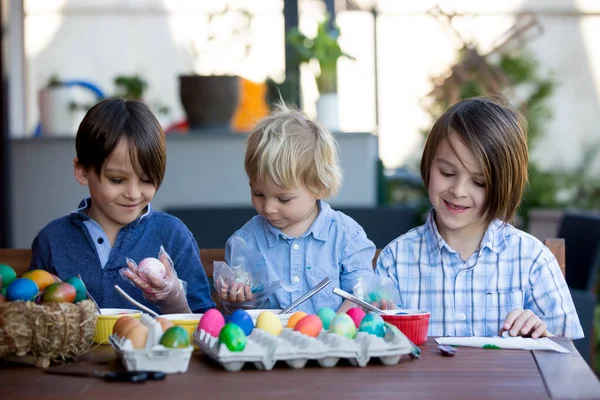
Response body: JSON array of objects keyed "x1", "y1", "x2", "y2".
[
  {"x1": 215, "y1": 237, "x2": 287, "y2": 312},
  {"x1": 352, "y1": 275, "x2": 400, "y2": 310}
]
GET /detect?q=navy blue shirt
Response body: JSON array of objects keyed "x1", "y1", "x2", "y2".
[{"x1": 30, "y1": 199, "x2": 215, "y2": 314}]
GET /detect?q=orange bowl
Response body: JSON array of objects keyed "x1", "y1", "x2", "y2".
[{"x1": 381, "y1": 310, "x2": 430, "y2": 345}]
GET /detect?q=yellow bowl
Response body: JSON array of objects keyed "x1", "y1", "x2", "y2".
[
  {"x1": 159, "y1": 313, "x2": 203, "y2": 337},
  {"x1": 94, "y1": 308, "x2": 143, "y2": 344}
]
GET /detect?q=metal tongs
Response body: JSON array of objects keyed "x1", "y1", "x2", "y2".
[{"x1": 278, "y1": 277, "x2": 331, "y2": 314}]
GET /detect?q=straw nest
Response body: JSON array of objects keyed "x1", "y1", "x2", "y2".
[{"x1": 0, "y1": 299, "x2": 96, "y2": 360}]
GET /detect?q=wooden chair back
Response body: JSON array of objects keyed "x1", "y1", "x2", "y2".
[{"x1": 0, "y1": 239, "x2": 566, "y2": 280}]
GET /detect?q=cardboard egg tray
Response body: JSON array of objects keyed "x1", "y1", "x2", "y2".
[
  {"x1": 109, "y1": 314, "x2": 194, "y2": 373},
  {"x1": 193, "y1": 327, "x2": 415, "y2": 372}
]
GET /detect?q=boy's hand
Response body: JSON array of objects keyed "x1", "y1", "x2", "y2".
[
  {"x1": 121, "y1": 246, "x2": 191, "y2": 314},
  {"x1": 219, "y1": 281, "x2": 253, "y2": 303},
  {"x1": 372, "y1": 299, "x2": 396, "y2": 310},
  {"x1": 499, "y1": 308, "x2": 548, "y2": 338}
]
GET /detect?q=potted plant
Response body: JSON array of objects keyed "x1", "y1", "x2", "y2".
[
  {"x1": 179, "y1": 5, "x2": 253, "y2": 130},
  {"x1": 287, "y1": 14, "x2": 354, "y2": 131}
]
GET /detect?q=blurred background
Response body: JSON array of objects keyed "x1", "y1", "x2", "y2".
[{"x1": 1, "y1": 0, "x2": 599, "y2": 370}]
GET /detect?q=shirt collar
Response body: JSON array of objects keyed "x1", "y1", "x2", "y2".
[
  {"x1": 265, "y1": 200, "x2": 330, "y2": 247},
  {"x1": 424, "y1": 208, "x2": 508, "y2": 263},
  {"x1": 70, "y1": 197, "x2": 152, "y2": 223}
]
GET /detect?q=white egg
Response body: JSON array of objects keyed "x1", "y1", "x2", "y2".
[{"x1": 138, "y1": 257, "x2": 167, "y2": 280}]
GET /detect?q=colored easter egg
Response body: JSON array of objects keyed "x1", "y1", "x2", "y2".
[
  {"x1": 65, "y1": 276, "x2": 87, "y2": 302},
  {"x1": 138, "y1": 257, "x2": 166, "y2": 280},
  {"x1": 219, "y1": 323, "x2": 247, "y2": 352},
  {"x1": 358, "y1": 312, "x2": 386, "y2": 337},
  {"x1": 42, "y1": 282, "x2": 77, "y2": 303},
  {"x1": 255, "y1": 311, "x2": 283, "y2": 336},
  {"x1": 0, "y1": 264, "x2": 17, "y2": 288},
  {"x1": 346, "y1": 307, "x2": 367, "y2": 328},
  {"x1": 21, "y1": 269, "x2": 55, "y2": 291},
  {"x1": 227, "y1": 309, "x2": 254, "y2": 336},
  {"x1": 198, "y1": 309, "x2": 226, "y2": 337},
  {"x1": 316, "y1": 307, "x2": 336, "y2": 330},
  {"x1": 293, "y1": 315, "x2": 323, "y2": 338},
  {"x1": 329, "y1": 313, "x2": 357, "y2": 339},
  {"x1": 160, "y1": 326, "x2": 190, "y2": 348},
  {"x1": 286, "y1": 311, "x2": 308, "y2": 328},
  {"x1": 6, "y1": 278, "x2": 39, "y2": 301}
]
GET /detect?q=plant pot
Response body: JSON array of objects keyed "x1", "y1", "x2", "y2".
[
  {"x1": 315, "y1": 93, "x2": 339, "y2": 132},
  {"x1": 38, "y1": 86, "x2": 80, "y2": 137},
  {"x1": 179, "y1": 75, "x2": 240, "y2": 130}
]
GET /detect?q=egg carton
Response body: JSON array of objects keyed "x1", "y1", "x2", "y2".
[
  {"x1": 109, "y1": 314, "x2": 193, "y2": 374},
  {"x1": 193, "y1": 327, "x2": 414, "y2": 372}
]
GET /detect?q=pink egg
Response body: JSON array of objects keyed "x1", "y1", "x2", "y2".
[
  {"x1": 138, "y1": 257, "x2": 167, "y2": 280},
  {"x1": 198, "y1": 309, "x2": 226, "y2": 337},
  {"x1": 346, "y1": 307, "x2": 366, "y2": 328}
]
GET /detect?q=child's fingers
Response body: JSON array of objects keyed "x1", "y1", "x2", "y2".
[
  {"x1": 219, "y1": 283, "x2": 229, "y2": 300},
  {"x1": 500, "y1": 308, "x2": 522, "y2": 335},
  {"x1": 530, "y1": 320, "x2": 548, "y2": 338},
  {"x1": 228, "y1": 283, "x2": 243, "y2": 303},
  {"x1": 520, "y1": 314, "x2": 541, "y2": 336},
  {"x1": 244, "y1": 285, "x2": 253, "y2": 301},
  {"x1": 158, "y1": 248, "x2": 175, "y2": 279},
  {"x1": 122, "y1": 269, "x2": 151, "y2": 292},
  {"x1": 510, "y1": 310, "x2": 534, "y2": 336}
]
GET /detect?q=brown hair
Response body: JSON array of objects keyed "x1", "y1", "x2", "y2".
[
  {"x1": 420, "y1": 97, "x2": 528, "y2": 225},
  {"x1": 75, "y1": 97, "x2": 166, "y2": 188},
  {"x1": 244, "y1": 102, "x2": 342, "y2": 198}
]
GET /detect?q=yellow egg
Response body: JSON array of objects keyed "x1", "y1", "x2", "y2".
[
  {"x1": 255, "y1": 311, "x2": 283, "y2": 336},
  {"x1": 286, "y1": 311, "x2": 308, "y2": 328}
]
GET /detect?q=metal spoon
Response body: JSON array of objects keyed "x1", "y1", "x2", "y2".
[
  {"x1": 332, "y1": 287, "x2": 384, "y2": 314},
  {"x1": 77, "y1": 274, "x2": 102, "y2": 315},
  {"x1": 278, "y1": 277, "x2": 331, "y2": 314},
  {"x1": 114, "y1": 284, "x2": 160, "y2": 317}
]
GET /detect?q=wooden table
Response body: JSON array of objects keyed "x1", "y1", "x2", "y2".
[{"x1": 1, "y1": 337, "x2": 598, "y2": 400}]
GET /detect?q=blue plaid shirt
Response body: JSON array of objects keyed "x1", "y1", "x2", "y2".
[
  {"x1": 375, "y1": 210, "x2": 584, "y2": 339},
  {"x1": 226, "y1": 201, "x2": 376, "y2": 314}
]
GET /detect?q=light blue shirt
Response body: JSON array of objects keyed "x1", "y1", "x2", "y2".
[
  {"x1": 74, "y1": 197, "x2": 151, "y2": 268},
  {"x1": 225, "y1": 201, "x2": 376, "y2": 314},
  {"x1": 375, "y1": 209, "x2": 584, "y2": 339}
]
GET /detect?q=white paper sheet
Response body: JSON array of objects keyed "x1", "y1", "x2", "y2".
[{"x1": 434, "y1": 336, "x2": 570, "y2": 353}]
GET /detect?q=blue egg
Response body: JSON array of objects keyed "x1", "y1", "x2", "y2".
[
  {"x1": 6, "y1": 278, "x2": 39, "y2": 302},
  {"x1": 316, "y1": 307, "x2": 336, "y2": 330},
  {"x1": 359, "y1": 312, "x2": 386, "y2": 337},
  {"x1": 228, "y1": 309, "x2": 254, "y2": 336}
]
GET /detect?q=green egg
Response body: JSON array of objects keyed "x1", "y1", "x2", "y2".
[
  {"x1": 316, "y1": 307, "x2": 336, "y2": 330},
  {"x1": 329, "y1": 313, "x2": 357, "y2": 339},
  {"x1": 0, "y1": 264, "x2": 17, "y2": 288},
  {"x1": 358, "y1": 312, "x2": 386, "y2": 337},
  {"x1": 65, "y1": 277, "x2": 87, "y2": 302},
  {"x1": 219, "y1": 323, "x2": 247, "y2": 352},
  {"x1": 160, "y1": 326, "x2": 190, "y2": 348}
]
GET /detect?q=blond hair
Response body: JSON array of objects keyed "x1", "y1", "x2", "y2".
[
  {"x1": 244, "y1": 103, "x2": 342, "y2": 198},
  {"x1": 420, "y1": 97, "x2": 529, "y2": 225}
]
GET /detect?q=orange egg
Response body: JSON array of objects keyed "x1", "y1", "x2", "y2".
[
  {"x1": 293, "y1": 315, "x2": 323, "y2": 338},
  {"x1": 155, "y1": 317, "x2": 175, "y2": 332},
  {"x1": 286, "y1": 311, "x2": 308, "y2": 328},
  {"x1": 125, "y1": 324, "x2": 149, "y2": 349},
  {"x1": 115, "y1": 318, "x2": 142, "y2": 339},
  {"x1": 113, "y1": 316, "x2": 135, "y2": 335},
  {"x1": 21, "y1": 269, "x2": 55, "y2": 291}
]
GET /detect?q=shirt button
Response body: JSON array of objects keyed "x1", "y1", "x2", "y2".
[
  {"x1": 292, "y1": 243, "x2": 300, "y2": 250},
  {"x1": 458, "y1": 313, "x2": 466, "y2": 321},
  {"x1": 97, "y1": 238, "x2": 104, "y2": 244},
  {"x1": 460, "y1": 270, "x2": 466, "y2": 276},
  {"x1": 292, "y1": 276, "x2": 300, "y2": 283}
]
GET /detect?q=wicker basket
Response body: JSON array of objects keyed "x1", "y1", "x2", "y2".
[{"x1": 0, "y1": 299, "x2": 97, "y2": 365}]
